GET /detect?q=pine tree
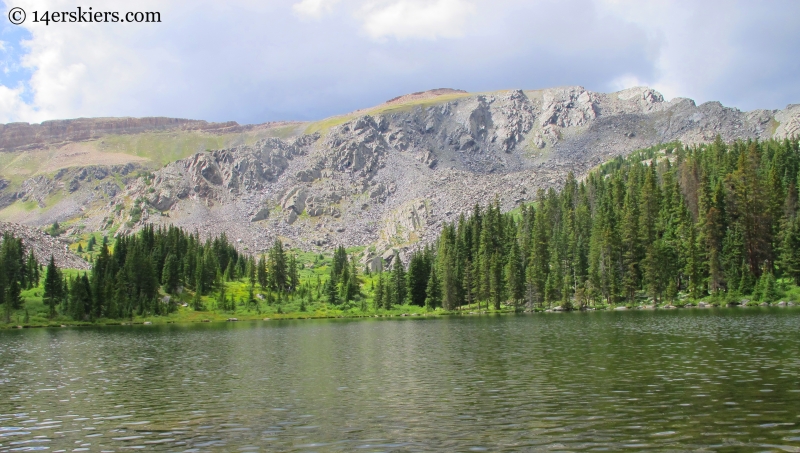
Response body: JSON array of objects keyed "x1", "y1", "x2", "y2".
[
  {"x1": 374, "y1": 272, "x2": 384, "y2": 311},
  {"x1": 505, "y1": 240, "x2": 524, "y2": 303},
  {"x1": 621, "y1": 179, "x2": 641, "y2": 303},
  {"x1": 442, "y1": 257, "x2": 459, "y2": 311},
  {"x1": 407, "y1": 251, "x2": 430, "y2": 306},
  {"x1": 257, "y1": 255, "x2": 268, "y2": 290},
  {"x1": 762, "y1": 270, "x2": 778, "y2": 303},
  {"x1": 463, "y1": 260, "x2": 476, "y2": 309},
  {"x1": 781, "y1": 217, "x2": 800, "y2": 284},
  {"x1": 224, "y1": 259, "x2": 236, "y2": 282},
  {"x1": 288, "y1": 254, "x2": 299, "y2": 292},
  {"x1": 391, "y1": 255, "x2": 407, "y2": 307},
  {"x1": 489, "y1": 253, "x2": 503, "y2": 310},
  {"x1": 43, "y1": 256, "x2": 62, "y2": 318},
  {"x1": 25, "y1": 251, "x2": 39, "y2": 289},
  {"x1": 424, "y1": 265, "x2": 441, "y2": 309},
  {"x1": 268, "y1": 240, "x2": 288, "y2": 291},
  {"x1": 162, "y1": 253, "x2": 179, "y2": 294},
  {"x1": 216, "y1": 279, "x2": 227, "y2": 311}
]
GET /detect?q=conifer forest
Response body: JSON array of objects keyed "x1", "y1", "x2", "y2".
[{"x1": 3, "y1": 137, "x2": 800, "y2": 325}]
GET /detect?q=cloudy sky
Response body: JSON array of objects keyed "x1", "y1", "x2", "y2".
[{"x1": 1, "y1": 0, "x2": 799, "y2": 124}]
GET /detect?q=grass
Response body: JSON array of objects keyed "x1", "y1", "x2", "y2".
[
  {"x1": 0, "y1": 269, "x2": 466, "y2": 329},
  {"x1": 303, "y1": 91, "x2": 475, "y2": 136},
  {"x1": 97, "y1": 131, "x2": 259, "y2": 166},
  {"x1": 0, "y1": 127, "x2": 288, "y2": 193},
  {"x1": 5, "y1": 268, "x2": 799, "y2": 329}
]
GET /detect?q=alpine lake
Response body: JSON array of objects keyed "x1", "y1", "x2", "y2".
[{"x1": 1, "y1": 307, "x2": 799, "y2": 452}]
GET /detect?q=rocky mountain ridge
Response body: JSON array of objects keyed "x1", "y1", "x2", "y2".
[
  {"x1": 2, "y1": 86, "x2": 799, "y2": 267},
  {"x1": 0, "y1": 117, "x2": 285, "y2": 152}
]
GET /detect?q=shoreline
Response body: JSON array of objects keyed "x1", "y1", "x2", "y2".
[{"x1": 2, "y1": 302, "x2": 797, "y2": 330}]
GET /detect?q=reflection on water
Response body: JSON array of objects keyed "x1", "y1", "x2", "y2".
[{"x1": 1, "y1": 308, "x2": 800, "y2": 452}]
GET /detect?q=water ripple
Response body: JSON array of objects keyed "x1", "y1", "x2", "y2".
[{"x1": 0, "y1": 308, "x2": 798, "y2": 451}]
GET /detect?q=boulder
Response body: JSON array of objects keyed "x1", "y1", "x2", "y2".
[
  {"x1": 282, "y1": 187, "x2": 308, "y2": 214},
  {"x1": 250, "y1": 207, "x2": 270, "y2": 222},
  {"x1": 149, "y1": 192, "x2": 176, "y2": 211}
]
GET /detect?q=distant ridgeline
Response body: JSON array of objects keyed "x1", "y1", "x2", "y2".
[{"x1": 3, "y1": 137, "x2": 800, "y2": 325}]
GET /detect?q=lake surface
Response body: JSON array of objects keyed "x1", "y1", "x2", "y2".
[{"x1": 1, "y1": 308, "x2": 800, "y2": 452}]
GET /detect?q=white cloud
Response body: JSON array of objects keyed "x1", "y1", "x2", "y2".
[
  {"x1": 0, "y1": 0, "x2": 797, "y2": 125},
  {"x1": 293, "y1": 0, "x2": 340, "y2": 19},
  {"x1": 0, "y1": 84, "x2": 36, "y2": 123},
  {"x1": 358, "y1": 0, "x2": 475, "y2": 40},
  {"x1": 610, "y1": 74, "x2": 649, "y2": 93}
]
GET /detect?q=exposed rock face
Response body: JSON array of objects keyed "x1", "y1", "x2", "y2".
[
  {"x1": 3, "y1": 86, "x2": 799, "y2": 261},
  {"x1": 0, "y1": 222, "x2": 90, "y2": 270}
]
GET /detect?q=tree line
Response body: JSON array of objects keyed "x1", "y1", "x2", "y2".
[
  {"x1": 374, "y1": 137, "x2": 800, "y2": 309},
  {"x1": 6, "y1": 136, "x2": 799, "y2": 322},
  {"x1": 0, "y1": 232, "x2": 40, "y2": 321},
  {"x1": 38, "y1": 226, "x2": 306, "y2": 320}
]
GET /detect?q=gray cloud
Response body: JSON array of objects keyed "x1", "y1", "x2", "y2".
[{"x1": 0, "y1": 0, "x2": 798, "y2": 124}]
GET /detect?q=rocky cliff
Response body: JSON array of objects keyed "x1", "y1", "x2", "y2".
[{"x1": 2, "y1": 86, "x2": 799, "y2": 266}]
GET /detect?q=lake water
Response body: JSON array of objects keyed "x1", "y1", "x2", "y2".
[{"x1": 1, "y1": 308, "x2": 800, "y2": 452}]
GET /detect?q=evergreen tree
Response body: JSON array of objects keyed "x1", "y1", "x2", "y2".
[
  {"x1": 43, "y1": 256, "x2": 63, "y2": 318},
  {"x1": 391, "y1": 254, "x2": 407, "y2": 307},
  {"x1": 781, "y1": 217, "x2": 800, "y2": 284},
  {"x1": 25, "y1": 251, "x2": 39, "y2": 289},
  {"x1": 162, "y1": 252, "x2": 180, "y2": 294},
  {"x1": 288, "y1": 254, "x2": 299, "y2": 292},
  {"x1": 505, "y1": 240, "x2": 525, "y2": 303},
  {"x1": 407, "y1": 251, "x2": 430, "y2": 306},
  {"x1": 268, "y1": 240, "x2": 288, "y2": 291},
  {"x1": 424, "y1": 265, "x2": 441, "y2": 309},
  {"x1": 257, "y1": 255, "x2": 268, "y2": 290},
  {"x1": 374, "y1": 271, "x2": 384, "y2": 311}
]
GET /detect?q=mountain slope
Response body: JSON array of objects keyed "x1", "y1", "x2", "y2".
[{"x1": 1, "y1": 86, "x2": 799, "y2": 265}]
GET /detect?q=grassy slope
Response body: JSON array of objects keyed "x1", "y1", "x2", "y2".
[
  {"x1": 0, "y1": 126, "x2": 304, "y2": 184},
  {"x1": 303, "y1": 91, "x2": 475, "y2": 136},
  {"x1": 0, "y1": 126, "x2": 308, "y2": 222}
]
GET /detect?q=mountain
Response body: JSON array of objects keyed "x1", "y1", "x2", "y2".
[
  {"x1": 0, "y1": 221, "x2": 89, "y2": 270},
  {"x1": 1, "y1": 86, "x2": 799, "y2": 266}
]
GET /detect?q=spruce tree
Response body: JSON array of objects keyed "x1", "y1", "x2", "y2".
[
  {"x1": 424, "y1": 265, "x2": 441, "y2": 310},
  {"x1": 781, "y1": 217, "x2": 800, "y2": 284},
  {"x1": 391, "y1": 255, "x2": 407, "y2": 307},
  {"x1": 374, "y1": 272, "x2": 384, "y2": 311},
  {"x1": 43, "y1": 256, "x2": 62, "y2": 318},
  {"x1": 162, "y1": 253, "x2": 179, "y2": 294}
]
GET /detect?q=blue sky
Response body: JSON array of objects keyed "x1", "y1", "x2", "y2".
[{"x1": 1, "y1": 0, "x2": 799, "y2": 124}]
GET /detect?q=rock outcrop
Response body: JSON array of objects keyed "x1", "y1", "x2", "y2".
[
  {"x1": 0, "y1": 221, "x2": 90, "y2": 270},
  {"x1": 2, "y1": 86, "x2": 799, "y2": 261}
]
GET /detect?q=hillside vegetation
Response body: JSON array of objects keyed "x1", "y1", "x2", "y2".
[{"x1": 4, "y1": 138, "x2": 800, "y2": 328}]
